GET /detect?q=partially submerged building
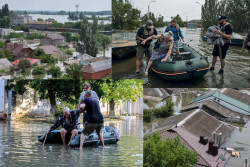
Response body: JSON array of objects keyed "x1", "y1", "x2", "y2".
[
  {"x1": 153, "y1": 109, "x2": 234, "y2": 167},
  {"x1": 143, "y1": 88, "x2": 171, "y2": 101},
  {"x1": 181, "y1": 89, "x2": 250, "y2": 123}
]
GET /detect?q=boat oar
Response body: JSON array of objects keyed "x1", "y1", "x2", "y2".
[{"x1": 43, "y1": 134, "x2": 48, "y2": 146}]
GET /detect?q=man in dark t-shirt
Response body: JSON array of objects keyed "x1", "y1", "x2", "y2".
[
  {"x1": 136, "y1": 20, "x2": 158, "y2": 74},
  {"x1": 79, "y1": 91, "x2": 104, "y2": 149},
  {"x1": 210, "y1": 15, "x2": 233, "y2": 74}
]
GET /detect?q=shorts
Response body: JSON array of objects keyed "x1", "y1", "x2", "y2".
[
  {"x1": 136, "y1": 45, "x2": 152, "y2": 60},
  {"x1": 212, "y1": 44, "x2": 230, "y2": 59},
  {"x1": 82, "y1": 123, "x2": 103, "y2": 135},
  {"x1": 172, "y1": 40, "x2": 180, "y2": 52}
]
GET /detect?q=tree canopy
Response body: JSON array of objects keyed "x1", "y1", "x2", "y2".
[{"x1": 144, "y1": 132, "x2": 199, "y2": 167}]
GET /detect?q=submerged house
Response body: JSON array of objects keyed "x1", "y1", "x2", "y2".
[
  {"x1": 153, "y1": 109, "x2": 233, "y2": 167},
  {"x1": 181, "y1": 89, "x2": 250, "y2": 123},
  {"x1": 143, "y1": 88, "x2": 171, "y2": 101}
]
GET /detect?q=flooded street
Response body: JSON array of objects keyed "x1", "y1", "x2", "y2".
[
  {"x1": 143, "y1": 92, "x2": 198, "y2": 135},
  {"x1": 0, "y1": 117, "x2": 142, "y2": 167},
  {"x1": 112, "y1": 28, "x2": 250, "y2": 88}
]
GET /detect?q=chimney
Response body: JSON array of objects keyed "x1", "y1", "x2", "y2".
[
  {"x1": 213, "y1": 132, "x2": 216, "y2": 142},
  {"x1": 199, "y1": 136, "x2": 208, "y2": 145},
  {"x1": 218, "y1": 133, "x2": 222, "y2": 148},
  {"x1": 208, "y1": 139, "x2": 218, "y2": 156}
]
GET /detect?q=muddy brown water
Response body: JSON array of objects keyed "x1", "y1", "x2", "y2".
[
  {"x1": 112, "y1": 28, "x2": 250, "y2": 88},
  {"x1": 0, "y1": 117, "x2": 142, "y2": 167}
]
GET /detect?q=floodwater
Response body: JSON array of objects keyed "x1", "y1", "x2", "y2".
[
  {"x1": 0, "y1": 117, "x2": 142, "y2": 167},
  {"x1": 143, "y1": 92, "x2": 198, "y2": 135},
  {"x1": 112, "y1": 27, "x2": 250, "y2": 88},
  {"x1": 30, "y1": 14, "x2": 111, "y2": 24}
]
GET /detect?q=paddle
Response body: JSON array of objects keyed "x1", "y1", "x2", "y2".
[{"x1": 43, "y1": 134, "x2": 48, "y2": 146}]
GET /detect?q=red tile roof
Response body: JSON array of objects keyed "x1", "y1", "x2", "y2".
[
  {"x1": 39, "y1": 45, "x2": 59, "y2": 54},
  {"x1": 12, "y1": 58, "x2": 40, "y2": 65},
  {"x1": 161, "y1": 127, "x2": 231, "y2": 167}
]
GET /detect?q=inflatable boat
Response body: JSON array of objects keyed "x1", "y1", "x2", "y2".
[
  {"x1": 151, "y1": 43, "x2": 210, "y2": 81},
  {"x1": 38, "y1": 126, "x2": 120, "y2": 147}
]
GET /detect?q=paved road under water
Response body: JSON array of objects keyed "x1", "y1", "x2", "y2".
[
  {"x1": 112, "y1": 28, "x2": 250, "y2": 88},
  {"x1": 0, "y1": 117, "x2": 142, "y2": 167}
]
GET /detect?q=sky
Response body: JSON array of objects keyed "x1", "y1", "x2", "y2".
[
  {"x1": 0, "y1": 0, "x2": 111, "y2": 11},
  {"x1": 130, "y1": 0, "x2": 205, "y2": 21}
]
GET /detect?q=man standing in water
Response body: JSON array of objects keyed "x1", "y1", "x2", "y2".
[
  {"x1": 136, "y1": 20, "x2": 158, "y2": 74},
  {"x1": 78, "y1": 83, "x2": 99, "y2": 125},
  {"x1": 46, "y1": 107, "x2": 80, "y2": 146},
  {"x1": 164, "y1": 19, "x2": 184, "y2": 56},
  {"x1": 210, "y1": 15, "x2": 233, "y2": 74},
  {"x1": 79, "y1": 91, "x2": 104, "y2": 149}
]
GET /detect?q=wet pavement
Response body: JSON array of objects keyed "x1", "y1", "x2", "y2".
[
  {"x1": 0, "y1": 117, "x2": 142, "y2": 167},
  {"x1": 112, "y1": 28, "x2": 250, "y2": 88}
]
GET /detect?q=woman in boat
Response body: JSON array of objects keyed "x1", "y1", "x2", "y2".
[{"x1": 141, "y1": 31, "x2": 174, "y2": 76}]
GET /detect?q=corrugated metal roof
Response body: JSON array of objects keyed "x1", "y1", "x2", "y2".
[
  {"x1": 153, "y1": 109, "x2": 234, "y2": 144},
  {"x1": 190, "y1": 92, "x2": 250, "y2": 114},
  {"x1": 161, "y1": 127, "x2": 231, "y2": 167},
  {"x1": 81, "y1": 57, "x2": 111, "y2": 73},
  {"x1": 222, "y1": 88, "x2": 250, "y2": 105}
]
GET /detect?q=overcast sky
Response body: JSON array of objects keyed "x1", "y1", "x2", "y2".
[
  {"x1": 130, "y1": 0, "x2": 205, "y2": 21},
  {"x1": 0, "y1": 0, "x2": 111, "y2": 11}
]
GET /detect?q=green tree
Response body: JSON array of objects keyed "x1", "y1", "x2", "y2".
[
  {"x1": 34, "y1": 48, "x2": 46, "y2": 58},
  {"x1": 60, "y1": 32, "x2": 72, "y2": 42},
  {"x1": 65, "y1": 49, "x2": 73, "y2": 55},
  {"x1": 0, "y1": 50, "x2": 14, "y2": 61},
  {"x1": 47, "y1": 65, "x2": 62, "y2": 78},
  {"x1": 97, "y1": 34, "x2": 111, "y2": 57},
  {"x1": 112, "y1": 0, "x2": 141, "y2": 30},
  {"x1": 32, "y1": 66, "x2": 46, "y2": 75},
  {"x1": 174, "y1": 14, "x2": 185, "y2": 27},
  {"x1": 37, "y1": 18, "x2": 44, "y2": 21},
  {"x1": 18, "y1": 60, "x2": 31, "y2": 72},
  {"x1": 144, "y1": 132, "x2": 199, "y2": 167},
  {"x1": 0, "y1": 41, "x2": 4, "y2": 48},
  {"x1": 77, "y1": 18, "x2": 98, "y2": 57},
  {"x1": 29, "y1": 80, "x2": 82, "y2": 115},
  {"x1": 100, "y1": 79, "x2": 143, "y2": 116},
  {"x1": 201, "y1": 0, "x2": 226, "y2": 29},
  {"x1": 40, "y1": 55, "x2": 57, "y2": 64},
  {"x1": 65, "y1": 63, "x2": 83, "y2": 79},
  {"x1": 0, "y1": 16, "x2": 10, "y2": 28},
  {"x1": 5, "y1": 32, "x2": 23, "y2": 39}
]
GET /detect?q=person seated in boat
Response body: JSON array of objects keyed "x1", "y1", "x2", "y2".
[
  {"x1": 46, "y1": 107, "x2": 82, "y2": 146},
  {"x1": 142, "y1": 31, "x2": 174, "y2": 76},
  {"x1": 79, "y1": 91, "x2": 104, "y2": 149},
  {"x1": 164, "y1": 19, "x2": 184, "y2": 56},
  {"x1": 78, "y1": 83, "x2": 99, "y2": 125}
]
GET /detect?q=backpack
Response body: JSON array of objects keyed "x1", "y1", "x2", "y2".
[{"x1": 153, "y1": 34, "x2": 164, "y2": 49}]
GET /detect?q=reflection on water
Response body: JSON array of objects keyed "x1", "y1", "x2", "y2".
[
  {"x1": 112, "y1": 27, "x2": 250, "y2": 88},
  {"x1": 0, "y1": 117, "x2": 142, "y2": 167},
  {"x1": 143, "y1": 93, "x2": 197, "y2": 135}
]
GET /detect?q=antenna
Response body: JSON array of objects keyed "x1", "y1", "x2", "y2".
[{"x1": 75, "y1": 4, "x2": 79, "y2": 14}]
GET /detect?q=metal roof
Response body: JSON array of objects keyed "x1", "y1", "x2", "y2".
[
  {"x1": 81, "y1": 57, "x2": 111, "y2": 73},
  {"x1": 190, "y1": 91, "x2": 250, "y2": 114}
]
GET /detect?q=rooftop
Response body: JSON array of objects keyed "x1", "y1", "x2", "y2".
[
  {"x1": 153, "y1": 109, "x2": 234, "y2": 144},
  {"x1": 45, "y1": 35, "x2": 64, "y2": 40},
  {"x1": 0, "y1": 58, "x2": 13, "y2": 71},
  {"x1": 38, "y1": 45, "x2": 59, "y2": 55},
  {"x1": 81, "y1": 57, "x2": 111, "y2": 73},
  {"x1": 12, "y1": 58, "x2": 40, "y2": 65},
  {"x1": 161, "y1": 127, "x2": 231, "y2": 167}
]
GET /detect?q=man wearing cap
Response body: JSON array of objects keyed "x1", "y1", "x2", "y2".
[
  {"x1": 78, "y1": 83, "x2": 99, "y2": 125},
  {"x1": 46, "y1": 107, "x2": 81, "y2": 145},
  {"x1": 136, "y1": 20, "x2": 158, "y2": 74},
  {"x1": 210, "y1": 15, "x2": 233, "y2": 74},
  {"x1": 164, "y1": 19, "x2": 184, "y2": 56},
  {"x1": 79, "y1": 91, "x2": 104, "y2": 149}
]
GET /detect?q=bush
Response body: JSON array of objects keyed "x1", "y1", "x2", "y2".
[
  {"x1": 25, "y1": 32, "x2": 45, "y2": 40},
  {"x1": 18, "y1": 60, "x2": 31, "y2": 72},
  {"x1": 65, "y1": 49, "x2": 73, "y2": 55},
  {"x1": 5, "y1": 32, "x2": 23, "y2": 39},
  {"x1": 32, "y1": 67, "x2": 46, "y2": 75},
  {"x1": 0, "y1": 41, "x2": 5, "y2": 48},
  {"x1": 153, "y1": 101, "x2": 175, "y2": 118},
  {"x1": 47, "y1": 65, "x2": 61, "y2": 77},
  {"x1": 143, "y1": 109, "x2": 152, "y2": 122},
  {"x1": 144, "y1": 132, "x2": 199, "y2": 167},
  {"x1": 0, "y1": 50, "x2": 14, "y2": 61},
  {"x1": 40, "y1": 55, "x2": 57, "y2": 64},
  {"x1": 0, "y1": 70, "x2": 5, "y2": 74},
  {"x1": 33, "y1": 48, "x2": 46, "y2": 58}
]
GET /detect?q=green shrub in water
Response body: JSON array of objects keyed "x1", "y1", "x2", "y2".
[
  {"x1": 153, "y1": 101, "x2": 175, "y2": 118},
  {"x1": 144, "y1": 132, "x2": 199, "y2": 167},
  {"x1": 143, "y1": 109, "x2": 152, "y2": 122}
]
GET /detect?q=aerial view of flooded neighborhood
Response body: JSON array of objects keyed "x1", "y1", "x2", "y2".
[
  {"x1": 0, "y1": 1, "x2": 112, "y2": 79},
  {"x1": 143, "y1": 88, "x2": 250, "y2": 167}
]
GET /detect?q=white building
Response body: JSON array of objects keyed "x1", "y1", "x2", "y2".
[
  {"x1": 0, "y1": 28, "x2": 14, "y2": 37},
  {"x1": 10, "y1": 14, "x2": 33, "y2": 26}
]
